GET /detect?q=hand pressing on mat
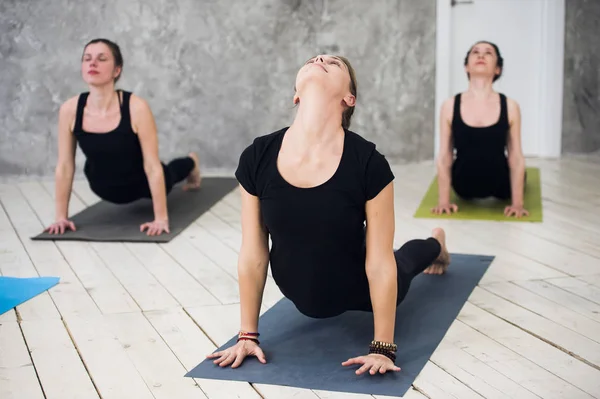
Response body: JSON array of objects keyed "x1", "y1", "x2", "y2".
[
  {"x1": 45, "y1": 218, "x2": 76, "y2": 235},
  {"x1": 504, "y1": 204, "x2": 529, "y2": 218},
  {"x1": 140, "y1": 219, "x2": 170, "y2": 236},
  {"x1": 431, "y1": 203, "x2": 458, "y2": 215},
  {"x1": 206, "y1": 339, "x2": 266, "y2": 368},
  {"x1": 342, "y1": 354, "x2": 400, "y2": 375}
]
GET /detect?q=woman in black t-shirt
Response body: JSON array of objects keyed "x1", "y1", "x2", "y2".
[{"x1": 207, "y1": 55, "x2": 450, "y2": 376}]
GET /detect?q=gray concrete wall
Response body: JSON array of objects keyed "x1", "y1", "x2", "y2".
[
  {"x1": 562, "y1": 0, "x2": 600, "y2": 154},
  {"x1": 0, "y1": 0, "x2": 437, "y2": 178}
]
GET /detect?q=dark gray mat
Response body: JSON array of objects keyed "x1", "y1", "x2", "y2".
[
  {"x1": 31, "y1": 177, "x2": 238, "y2": 243},
  {"x1": 185, "y1": 253, "x2": 493, "y2": 397}
]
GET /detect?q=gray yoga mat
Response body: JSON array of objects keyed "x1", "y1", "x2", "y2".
[
  {"x1": 31, "y1": 177, "x2": 238, "y2": 243},
  {"x1": 186, "y1": 253, "x2": 493, "y2": 397}
]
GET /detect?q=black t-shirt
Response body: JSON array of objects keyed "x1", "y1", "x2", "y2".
[{"x1": 235, "y1": 127, "x2": 395, "y2": 318}]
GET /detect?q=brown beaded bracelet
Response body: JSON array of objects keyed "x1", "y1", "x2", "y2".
[
  {"x1": 370, "y1": 340, "x2": 398, "y2": 352},
  {"x1": 369, "y1": 340, "x2": 397, "y2": 363}
]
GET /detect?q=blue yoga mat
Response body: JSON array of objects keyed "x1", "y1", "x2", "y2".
[
  {"x1": 0, "y1": 276, "x2": 60, "y2": 315},
  {"x1": 185, "y1": 253, "x2": 493, "y2": 397}
]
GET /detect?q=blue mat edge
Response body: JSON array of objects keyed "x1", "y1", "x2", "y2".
[{"x1": 0, "y1": 276, "x2": 60, "y2": 316}]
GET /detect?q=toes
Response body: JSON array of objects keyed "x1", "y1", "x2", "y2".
[
  {"x1": 183, "y1": 181, "x2": 201, "y2": 191},
  {"x1": 424, "y1": 264, "x2": 446, "y2": 275}
]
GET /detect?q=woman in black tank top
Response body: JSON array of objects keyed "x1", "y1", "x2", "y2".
[
  {"x1": 44, "y1": 39, "x2": 202, "y2": 236},
  {"x1": 433, "y1": 41, "x2": 529, "y2": 218}
]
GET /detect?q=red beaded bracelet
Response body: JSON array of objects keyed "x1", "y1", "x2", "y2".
[
  {"x1": 238, "y1": 331, "x2": 260, "y2": 337},
  {"x1": 237, "y1": 337, "x2": 260, "y2": 345}
]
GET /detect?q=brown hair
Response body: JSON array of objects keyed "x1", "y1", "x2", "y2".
[
  {"x1": 464, "y1": 41, "x2": 504, "y2": 82},
  {"x1": 82, "y1": 38, "x2": 124, "y2": 83},
  {"x1": 337, "y1": 55, "x2": 358, "y2": 130}
]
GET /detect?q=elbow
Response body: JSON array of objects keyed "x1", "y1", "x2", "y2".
[
  {"x1": 144, "y1": 161, "x2": 163, "y2": 178},
  {"x1": 508, "y1": 153, "x2": 525, "y2": 170},
  {"x1": 238, "y1": 254, "x2": 269, "y2": 277},
  {"x1": 238, "y1": 259, "x2": 269, "y2": 275},
  {"x1": 436, "y1": 153, "x2": 452, "y2": 171},
  {"x1": 365, "y1": 257, "x2": 397, "y2": 283},
  {"x1": 55, "y1": 162, "x2": 74, "y2": 178},
  {"x1": 238, "y1": 242, "x2": 270, "y2": 274}
]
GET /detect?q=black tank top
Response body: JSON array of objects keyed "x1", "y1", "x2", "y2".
[
  {"x1": 451, "y1": 92, "x2": 509, "y2": 166},
  {"x1": 74, "y1": 90, "x2": 146, "y2": 187}
]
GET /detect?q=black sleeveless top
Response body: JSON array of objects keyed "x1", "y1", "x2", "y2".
[
  {"x1": 73, "y1": 90, "x2": 146, "y2": 188},
  {"x1": 451, "y1": 92, "x2": 509, "y2": 169}
]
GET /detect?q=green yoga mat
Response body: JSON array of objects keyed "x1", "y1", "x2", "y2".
[{"x1": 413, "y1": 167, "x2": 542, "y2": 222}]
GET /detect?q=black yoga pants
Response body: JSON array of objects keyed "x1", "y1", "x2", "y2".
[
  {"x1": 348, "y1": 237, "x2": 442, "y2": 312},
  {"x1": 91, "y1": 156, "x2": 195, "y2": 204}
]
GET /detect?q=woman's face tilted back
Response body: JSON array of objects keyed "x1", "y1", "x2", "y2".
[
  {"x1": 464, "y1": 41, "x2": 503, "y2": 82},
  {"x1": 294, "y1": 55, "x2": 354, "y2": 100},
  {"x1": 293, "y1": 54, "x2": 357, "y2": 128},
  {"x1": 80, "y1": 42, "x2": 121, "y2": 87}
]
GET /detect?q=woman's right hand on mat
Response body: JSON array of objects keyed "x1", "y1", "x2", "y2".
[
  {"x1": 206, "y1": 340, "x2": 266, "y2": 368},
  {"x1": 140, "y1": 219, "x2": 170, "y2": 236},
  {"x1": 431, "y1": 203, "x2": 458, "y2": 215},
  {"x1": 44, "y1": 218, "x2": 76, "y2": 234}
]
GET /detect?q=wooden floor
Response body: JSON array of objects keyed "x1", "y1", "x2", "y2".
[{"x1": 1, "y1": 155, "x2": 600, "y2": 399}]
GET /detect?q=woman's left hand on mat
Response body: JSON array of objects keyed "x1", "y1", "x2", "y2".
[
  {"x1": 504, "y1": 204, "x2": 529, "y2": 218},
  {"x1": 342, "y1": 353, "x2": 401, "y2": 375},
  {"x1": 140, "y1": 219, "x2": 170, "y2": 236}
]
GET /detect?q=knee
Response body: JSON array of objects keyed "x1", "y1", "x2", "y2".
[{"x1": 450, "y1": 177, "x2": 469, "y2": 199}]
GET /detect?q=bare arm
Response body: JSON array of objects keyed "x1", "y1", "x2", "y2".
[
  {"x1": 506, "y1": 98, "x2": 527, "y2": 208},
  {"x1": 237, "y1": 185, "x2": 270, "y2": 333},
  {"x1": 130, "y1": 95, "x2": 168, "y2": 222},
  {"x1": 205, "y1": 184, "x2": 269, "y2": 367},
  {"x1": 365, "y1": 182, "x2": 397, "y2": 344},
  {"x1": 54, "y1": 98, "x2": 78, "y2": 221},
  {"x1": 435, "y1": 97, "x2": 455, "y2": 208}
]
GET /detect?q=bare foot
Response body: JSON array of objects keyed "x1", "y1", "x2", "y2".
[
  {"x1": 183, "y1": 152, "x2": 202, "y2": 191},
  {"x1": 423, "y1": 227, "x2": 450, "y2": 275}
]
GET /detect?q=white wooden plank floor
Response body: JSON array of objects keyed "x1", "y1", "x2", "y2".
[{"x1": 1, "y1": 155, "x2": 600, "y2": 399}]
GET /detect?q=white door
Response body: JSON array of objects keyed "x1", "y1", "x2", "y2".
[{"x1": 435, "y1": 0, "x2": 565, "y2": 158}]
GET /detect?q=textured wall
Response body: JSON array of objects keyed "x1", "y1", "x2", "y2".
[
  {"x1": 562, "y1": 0, "x2": 600, "y2": 154},
  {"x1": 0, "y1": 0, "x2": 436, "y2": 178}
]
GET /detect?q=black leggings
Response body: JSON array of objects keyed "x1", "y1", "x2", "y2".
[
  {"x1": 91, "y1": 156, "x2": 195, "y2": 204},
  {"x1": 348, "y1": 237, "x2": 442, "y2": 312},
  {"x1": 452, "y1": 169, "x2": 527, "y2": 201},
  {"x1": 451, "y1": 161, "x2": 512, "y2": 200},
  {"x1": 451, "y1": 161, "x2": 527, "y2": 201}
]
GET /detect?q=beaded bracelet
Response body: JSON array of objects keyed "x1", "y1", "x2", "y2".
[
  {"x1": 239, "y1": 330, "x2": 260, "y2": 337},
  {"x1": 369, "y1": 340, "x2": 397, "y2": 363},
  {"x1": 238, "y1": 331, "x2": 260, "y2": 338},
  {"x1": 370, "y1": 340, "x2": 397, "y2": 352},
  {"x1": 237, "y1": 331, "x2": 260, "y2": 345},
  {"x1": 237, "y1": 336, "x2": 260, "y2": 345}
]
